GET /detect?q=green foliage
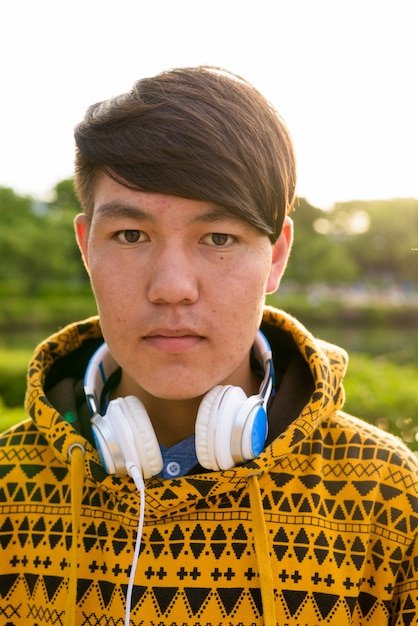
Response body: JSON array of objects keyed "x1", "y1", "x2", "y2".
[
  {"x1": 0, "y1": 179, "x2": 87, "y2": 297},
  {"x1": 267, "y1": 291, "x2": 418, "y2": 327},
  {"x1": 341, "y1": 199, "x2": 418, "y2": 282},
  {"x1": 0, "y1": 182, "x2": 417, "y2": 299},
  {"x1": 0, "y1": 188, "x2": 38, "y2": 289},
  {"x1": 0, "y1": 398, "x2": 27, "y2": 432},
  {"x1": 287, "y1": 198, "x2": 360, "y2": 284},
  {"x1": 287, "y1": 196, "x2": 418, "y2": 286},
  {"x1": 0, "y1": 289, "x2": 97, "y2": 329},
  {"x1": 344, "y1": 354, "x2": 418, "y2": 451},
  {"x1": 0, "y1": 348, "x2": 31, "y2": 407}
]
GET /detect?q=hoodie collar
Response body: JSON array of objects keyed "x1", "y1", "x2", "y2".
[{"x1": 26, "y1": 308, "x2": 348, "y2": 516}]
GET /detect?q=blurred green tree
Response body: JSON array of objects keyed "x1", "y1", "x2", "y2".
[
  {"x1": 0, "y1": 180, "x2": 85, "y2": 296},
  {"x1": 286, "y1": 197, "x2": 359, "y2": 285},
  {"x1": 1, "y1": 182, "x2": 417, "y2": 295}
]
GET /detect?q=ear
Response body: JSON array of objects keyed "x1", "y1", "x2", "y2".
[
  {"x1": 266, "y1": 216, "x2": 294, "y2": 294},
  {"x1": 74, "y1": 213, "x2": 90, "y2": 273}
]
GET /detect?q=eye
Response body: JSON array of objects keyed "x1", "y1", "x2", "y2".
[
  {"x1": 115, "y1": 230, "x2": 146, "y2": 244},
  {"x1": 202, "y1": 233, "x2": 236, "y2": 247}
]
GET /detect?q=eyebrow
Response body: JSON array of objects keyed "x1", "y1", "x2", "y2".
[
  {"x1": 93, "y1": 200, "x2": 241, "y2": 225},
  {"x1": 94, "y1": 201, "x2": 150, "y2": 222}
]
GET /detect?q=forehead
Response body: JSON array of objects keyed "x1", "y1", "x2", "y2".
[{"x1": 91, "y1": 173, "x2": 248, "y2": 226}]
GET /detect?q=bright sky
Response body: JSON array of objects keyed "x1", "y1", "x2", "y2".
[{"x1": 1, "y1": 0, "x2": 417, "y2": 209}]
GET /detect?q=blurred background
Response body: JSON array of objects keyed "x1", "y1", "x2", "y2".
[{"x1": 0, "y1": 0, "x2": 417, "y2": 449}]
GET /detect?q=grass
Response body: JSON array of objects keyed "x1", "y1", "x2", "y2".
[
  {"x1": 343, "y1": 353, "x2": 418, "y2": 450},
  {"x1": 0, "y1": 348, "x2": 31, "y2": 432},
  {"x1": 1, "y1": 400, "x2": 27, "y2": 432},
  {"x1": 0, "y1": 348, "x2": 32, "y2": 408}
]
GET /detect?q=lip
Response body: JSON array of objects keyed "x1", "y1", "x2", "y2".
[{"x1": 143, "y1": 329, "x2": 205, "y2": 353}]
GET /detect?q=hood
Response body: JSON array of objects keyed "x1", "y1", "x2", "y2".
[{"x1": 25, "y1": 307, "x2": 348, "y2": 521}]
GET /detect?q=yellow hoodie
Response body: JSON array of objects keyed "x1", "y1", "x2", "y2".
[{"x1": 1, "y1": 307, "x2": 417, "y2": 625}]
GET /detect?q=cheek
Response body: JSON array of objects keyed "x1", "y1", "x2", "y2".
[
  {"x1": 88, "y1": 254, "x2": 134, "y2": 317},
  {"x1": 220, "y1": 262, "x2": 270, "y2": 330},
  {"x1": 233, "y1": 252, "x2": 272, "y2": 303}
]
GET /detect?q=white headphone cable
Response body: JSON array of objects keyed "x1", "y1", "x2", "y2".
[{"x1": 125, "y1": 466, "x2": 145, "y2": 626}]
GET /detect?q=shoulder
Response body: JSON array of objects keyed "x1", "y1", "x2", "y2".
[
  {"x1": 292, "y1": 411, "x2": 418, "y2": 531},
  {"x1": 318, "y1": 411, "x2": 418, "y2": 496},
  {"x1": 333, "y1": 411, "x2": 417, "y2": 464}
]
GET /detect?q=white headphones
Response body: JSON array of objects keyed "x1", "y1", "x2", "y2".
[{"x1": 84, "y1": 331, "x2": 274, "y2": 478}]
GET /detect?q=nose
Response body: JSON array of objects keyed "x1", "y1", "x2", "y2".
[{"x1": 147, "y1": 244, "x2": 199, "y2": 304}]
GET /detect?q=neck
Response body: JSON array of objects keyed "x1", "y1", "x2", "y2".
[
  {"x1": 113, "y1": 367, "x2": 262, "y2": 448},
  {"x1": 141, "y1": 395, "x2": 202, "y2": 447}
]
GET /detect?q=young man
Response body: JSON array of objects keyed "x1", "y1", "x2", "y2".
[{"x1": 1, "y1": 67, "x2": 417, "y2": 626}]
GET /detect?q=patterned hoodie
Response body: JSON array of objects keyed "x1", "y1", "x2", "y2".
[{"x1": 1, "y1": 307, "x2": 417, "y2": 626}]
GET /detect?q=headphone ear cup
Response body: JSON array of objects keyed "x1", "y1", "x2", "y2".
[
  {"x1": 195, "y1": 386, "x2": 224, "y2": 470},
  {"x1": 233, "y1": 401, "x2": 268, "y2": 461},
  {"x1": 118, "y1": 396, "x2": 164, "y2": 479},
  {"x1": 92, "y1": 396, "x2": 163, "y2": 479},
  {"x1": 91, "y1": 411, "x2": 124, "y2": 475},
  {"x1": 196, "y1": 385, "x2": 249, "y2": 471}
]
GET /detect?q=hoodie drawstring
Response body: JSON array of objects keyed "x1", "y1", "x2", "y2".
[
  {"x1": 62, "y1": 450, "x2": 275, "y2": 625},
  {"x1": 65, "y1": 443, "x2": 85, "y2": 626},
  {"x1": 248, "y1": 473, "x2": 276, "y2": 626}
]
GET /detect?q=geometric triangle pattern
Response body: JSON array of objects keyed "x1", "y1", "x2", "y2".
[{"x1": 1, "y1": 313, "x2": 418, "y2": 625}]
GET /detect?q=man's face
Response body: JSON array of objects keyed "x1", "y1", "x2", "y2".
[{"x1": 76, "y1": 173, "x2": 291, "y2": 404}]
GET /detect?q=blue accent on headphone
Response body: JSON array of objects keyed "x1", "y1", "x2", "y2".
[{"x1": 251, "y1": 406, "x2": 269, "y2": 457}]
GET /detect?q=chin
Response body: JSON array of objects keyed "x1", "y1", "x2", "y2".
[
  {"x1": 143, "y1": 381, "x2": 209, "y2": 403},
  {"x1": 153, "y1": 389, "x2": 205, "y2": 402}
]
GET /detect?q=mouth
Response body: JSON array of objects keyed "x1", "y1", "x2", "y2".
[{"x1": 143, "y1": 329, "x2": 205, "y2": 353}]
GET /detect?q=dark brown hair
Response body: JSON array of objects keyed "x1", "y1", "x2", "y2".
[{"x1": 74, "y1": 66, "x2": 296, "y2": 241}]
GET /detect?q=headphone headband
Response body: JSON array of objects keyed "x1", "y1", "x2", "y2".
[{"x1": 84, "y1": 343, "x2": 118, "y2": 416}]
